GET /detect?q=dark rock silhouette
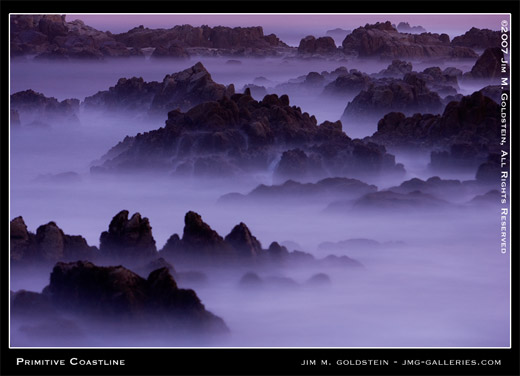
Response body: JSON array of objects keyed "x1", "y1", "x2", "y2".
[
  {"x1": 10, "y1": 217, "x2": 98, "y2": 264},
  {"x1": 225, "y1": 223, "x2": 263, "y2": 258},
  {"x1": 369, "y1": 91, "x2": 500, "y2": 150},
  {"x1": 326, "y1": 28, "x2": 352, "y2": 41},
  {"x1": 376, "y1": 60, "x2": 413, "y2": 78},
  {"x1": 451, "y1": 27, "x2": 501, "y2": 49},
  {"x1": 99, "y1": 210, "x2": 157, "y2": 261},
  {"x1": 10, "y1": 15, "x2": 142, "y2": 60},
  {"x1": 475, "y1": 153, "x2": 501, "y2": 184},
  {"x1": 298, "y1": 35, "x2": 337, "y2": 54},
  {"x1": 322, "y1": 69, "x2": 372, "y2": 96},
  {"x1": 352, "y1": 191, "x2": 449, "y2": 210},
  {"x1": 342, "y1": 21, "x2": 477, "y2": 59},
  {"x1": 467, "y1": 47, "x2": 507, "y2": 80},
  {"x1": 114, "y1": 24, "x2": 290, "y2": 57},
  {"x1": 150, "y1": 44, "x2": 190, "y2": 59},
  {"x1": 25, "y1": 261, "x2": 228, "y2": 332},
  {"x1": 342, "y1": 73, "x2": 443, "y2": 121},
  {"x1": 11, "y1": 89, "x2": 79, "y2": 126},
  {"x1": 93, "y1": 90, "x2": 402, "y2": 179},
  {"x1": 83, "y1": 62, "x2": 234, "y2": 114}
]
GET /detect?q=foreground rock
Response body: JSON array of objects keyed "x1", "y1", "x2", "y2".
[
  {"x1": 92, "y1": 90, "x2": 403, "y2": 180},
  {"x1": 12, "y1": 261, "x2": 228, "y2": 334},
  {"x1": 341, "y1": 21, "x2": 477, "y2": 59},
  {"x1": 10, "y1": 89, "x2": 80, "y2": 127},
  {"x1": 10, "y1": 217, "x2": 98, "y2": 265},
  {"x1": 83, "y1": 62, "x2": 235, "y2": 115}
]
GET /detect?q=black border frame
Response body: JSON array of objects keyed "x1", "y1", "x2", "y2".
[{"x1": 2, "y1": 2, "x2": 519, "y2": 375}]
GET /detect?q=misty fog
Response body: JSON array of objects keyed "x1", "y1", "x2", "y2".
[{"x1": 9, "y1": 56, "x2": 509, "y2": 348}]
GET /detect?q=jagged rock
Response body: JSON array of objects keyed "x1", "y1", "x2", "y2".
[
  {"x1": 99, "y1": 210, "x2": 157, "y2": 261},
  {"x1": 114, "y1": 24, "x2": 290, "y2": 56},
  {"x1": 137, "y1": 257, "x2": 176, "y2": 278},
  {"x1": 161, "y1": 211, "x2": 233, "y2": 263},
  {"x1": 10, "y1": 217, "x2": 35, "y2": 261},
  {"x1": 274, "y1": 148, "x2": 322, "y2": 182},
  {"x1": 479, "y1": 85, "x2": 505, "y2": 103},
  {"x1": 224, "y1": 223, "x2": 263, "y2": 258},
  {"x1": 298, "y1": 35, "x2": 337, "y2": 54},
  {"x1": 451, "y1": 27, "x2": 501, "y2": 49},
  {"x1": 467, "y1": 47, "x2": 507, "y2": 79},
  {"x1": 376, "y1": 60, "x2": 413, "y2": 78},
  {"x1": 322, "y1": 69, "x2": 372, "y2": 96},
  {"x1": 342, "y1": 21, "x2": 477, "y2": 59},
  {"x1": 93, "y1": 88, "x2": 402, "y2": 179},
  {"x1": 37, "y1": 261, "x2": 228, "y2": 332},
  {"x1": 150, "y1": 44, "x2": 189, "y2": 59},
  {"x1": 10, "y1": 89, "x2": 79, "y2": 126},
  {"x1": 11, "y1": 290, "x2": 56, "y2": 317},
  {"x1": 342, "y1": 74, "x2": 443, "y2": 121},
  {"x1": 83, "y1": 62, "x2": 234, "y2": 114},
  {"x1": 396, "y1": 22, "x2": 426, "y2": 34},
  {"x1": 368, "y1": 91, "x2": 500, "y2": 150},
  {"x1": 10, "y1": 15, "x2": 138, "y2": 60},
  {"x1": 10, "y1": 217, "x2": 97, "y2": 264}
]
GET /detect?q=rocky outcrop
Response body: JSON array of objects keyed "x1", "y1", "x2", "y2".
[
  {"x1": 326, "y1": 28, "x2": 352, "y2": 42},
  {"x1": 376, "y1": 60, "x2": 413, "y2": 78},
  {"x1": 219, "y1": 177, "x2": 377, "y2": 204},
  {"x1": 322, "y1": 69, "x2": 372, "y2": 96},
  {"x1": 99, "y1": 210, "x2": 157, "y2": 261},
  {"x1": 93, "y1": 90, "x2": 402, "y2": 180},
  {"x1": 475, "y1": 153, "x2": 501, "y2": 184},
  {"x1": 342, "y1": 21, "x2": 478, "y2": 59},
  {"x1": 150, "y1": 44, "x2": 190, "y2": 59},
  {"x1": 388, "y1": 176, "x2": 472, "y2": 199},
  {"x1": 298, "y1": 36, "x2": 337, "y2": 55},
  {"x1": 83, "y1": 62, "x2": 235, "y2": 114},
  {"x1": 13, "y1": 261, "x2": 228, "y2": 333},
  {"x1": 396, "y1": 22, "x2": 426, "y2": 34},
  {"x1": 10, "y1": 217, "x2": 98, "y2": 264},
  {"x1": 430, "y1": 143, "x2": 490, "y2": 172},
  {"x1": 160, "y1": 211, "x2": 362, "y2": 268},
  {"x1": 451, "y1": 27, "x2": 501, "y2": 49},
  {"x1": 10, "y1": 15, "x2": 142, "y2": 60},
  {"x1": 466, "y1": 47, "x2": 507, "y2": 80},
  {"x1": 342, "y1": 73, "x2": 443, "y2": 121},
  {"x1": 10, "y1": 89, "x2": 80, "y2": 126},
  {"x1": 368, "y1": 91, "x2": 500, "y2": 150},
  {"x1": 114, "y1": 24, "x2": 290, "y2": 57},
  {"x1": 224, "y1": 223, "x2": 263, "y2": 258}
]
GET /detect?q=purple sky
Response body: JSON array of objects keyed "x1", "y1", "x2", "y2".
[{"x1": 67, "y1": 14, "x2": 509, "y2": 45}]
